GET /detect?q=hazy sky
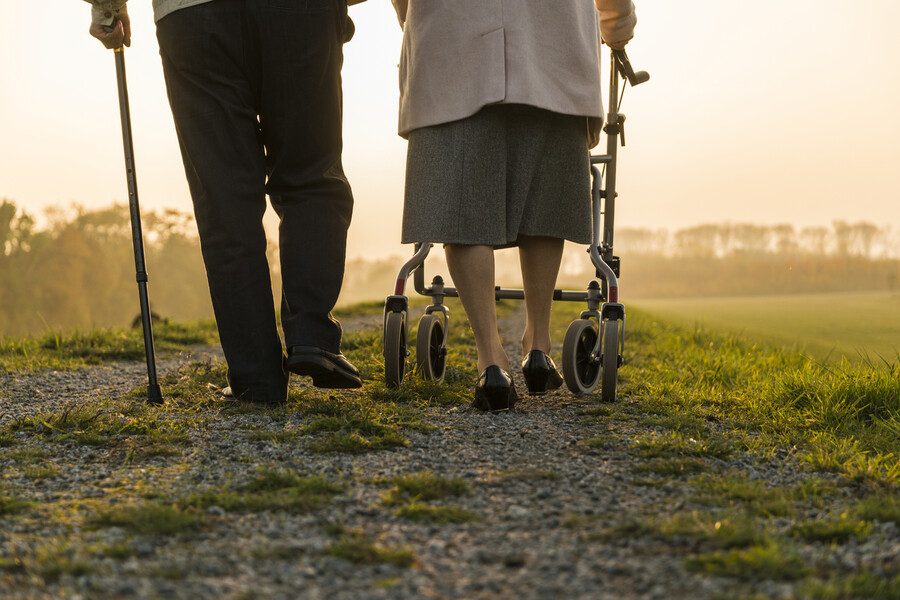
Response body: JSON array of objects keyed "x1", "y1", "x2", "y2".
[{"x1": 2, "y1": 1, "x2": 900, "y2": 259}]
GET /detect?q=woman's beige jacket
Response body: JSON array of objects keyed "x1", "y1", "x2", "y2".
[{"x1": 391, "y1": 0, "x2": 636, "y2": 143}]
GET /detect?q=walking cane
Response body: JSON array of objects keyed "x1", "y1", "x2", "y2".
[{"x1": 104, "y1": 28, "x2": 164, "y2": 405}]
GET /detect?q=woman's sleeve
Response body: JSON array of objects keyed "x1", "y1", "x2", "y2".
[
  {"x1": 594, "y1": 0, "x2": 636, "y2": 48},
  {"x1": 391, "y1": 0, "x2": 408, "y2": 28}
]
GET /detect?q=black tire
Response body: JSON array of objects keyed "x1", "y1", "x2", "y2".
[
  {"x1": 600, "y1": 319, "x2": 620, "y2": 403},
  {"x1": 383, "y1": 311, "x2": 406, "y2": 388},
  {"x1": 416, "y1": 313, "x2": 446, "y2": 383},
  {"x1": 562, "y1": 319, "x2": 601, "y2": 394}
]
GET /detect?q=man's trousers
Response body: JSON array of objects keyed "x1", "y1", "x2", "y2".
[{"x1": 157, "y1": 0, "x2": 354, "y2": 402}]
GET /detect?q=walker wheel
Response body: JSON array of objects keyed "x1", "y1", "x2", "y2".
[
  {"x1": 600, "y1": 319, "x2": 620, "y2": 403},
  {"x1": 383, "y1": 311, "x2": 407, "y2": 387},
  {"x1": 562, "y1": 319, "x2": 601, "y2": 394},
  {"x1": 416, "y1": 313, "x2": 446, "y2": 383}
]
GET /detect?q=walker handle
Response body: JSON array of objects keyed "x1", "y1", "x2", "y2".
[{"x1": 613, "y1": 49, "x2": 649, "y2": 86}]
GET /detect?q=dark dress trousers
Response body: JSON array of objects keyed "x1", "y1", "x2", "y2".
[{"x1": 156, "y1": 0, "x2": 354, "y2": 403}]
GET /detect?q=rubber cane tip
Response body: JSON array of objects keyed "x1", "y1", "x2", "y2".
[{"x1": 147, "y1": 384, "x2": 165, "y2": 405}]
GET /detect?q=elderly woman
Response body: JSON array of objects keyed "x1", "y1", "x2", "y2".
[{"x1": 392, "y1": 0, "x2": 637, "y2": 411}]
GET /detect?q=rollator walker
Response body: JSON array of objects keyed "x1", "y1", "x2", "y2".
[{"x1": 382, "y1": 49, "x2": 649, "y2": 403}]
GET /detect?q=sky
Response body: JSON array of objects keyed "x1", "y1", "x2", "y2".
[{"x1": 2, "y1": 0, "x2": 900, "y2": 260}]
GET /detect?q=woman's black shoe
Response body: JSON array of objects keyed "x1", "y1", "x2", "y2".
[
  {"x1": 473, "y1": 365, "x2": 517, "y2": 412},
  {"x1": 521, "y1": 350, "x2": 564, "y2": 395}
]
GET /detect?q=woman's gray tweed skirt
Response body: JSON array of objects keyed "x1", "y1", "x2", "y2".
[{"x1": 401, "y1": 104, "x2": 592, "y2": 247}]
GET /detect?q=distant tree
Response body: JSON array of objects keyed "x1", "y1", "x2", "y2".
[
  {"x1": 675, "y1": 224, "x2": 720, "y2": 257},
  {"x1": 799, "y1": 226, "x2": 829, "y2": 255},
  {"x1": 616, "y1": 227, "x2": 669, "y2": 256},
  {"x1": 772, "y1": 224, "x2": 798, "y2": 255},
  {"x1": 731, "y1": 223, "x2": 770, "y2": 254}
]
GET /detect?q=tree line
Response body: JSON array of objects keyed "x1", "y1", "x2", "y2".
[
  {"x1": 552, "y1": 221, "x2": 900, "y2": 298},
  {"x1": 0, "y1": 199, "x2": 218, "y2": 338},
  {"x1": 613, "y1": 221, "x2": 892, "y2": 259},
  {"x1": 2, "y1": 200, "x2": 898, "y2": 338}
]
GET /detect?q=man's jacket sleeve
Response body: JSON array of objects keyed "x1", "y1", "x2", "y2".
[{"x1": 83, "y1": 0, "x2": 128, "y2": 26}]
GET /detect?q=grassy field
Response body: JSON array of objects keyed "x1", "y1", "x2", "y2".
[{"x1": 633, "y1": 291, "x2": 900, "y2": 364}]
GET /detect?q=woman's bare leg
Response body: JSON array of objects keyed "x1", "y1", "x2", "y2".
[
  {"x1": 518, "y1": 235, "x2": 564, "y2": 358},
  {"x1": 445, "y1": 244, "x2": 510, "y2": 374}
]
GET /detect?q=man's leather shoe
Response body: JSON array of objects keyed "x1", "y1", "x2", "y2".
[
  {"x1": 521, "y1": 350, "x2": 564, "y2": 395},
  {"x1": 472, "y1": 365, "x2": 517, "y2": 412},
  {"x1": 221, "y1": 386, "x2": 285, "y2": 407},
  {"x1": 285, "y1": 346, "x2": 362, "y2": 389}
]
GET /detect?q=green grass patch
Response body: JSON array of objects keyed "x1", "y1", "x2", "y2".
[
  {"x1": 247, "y1": 429, "x2": 301, "y2": 443},
  {"x1": 366, "y1": 373, "x2": 472, "y2": 407},
  {"x1": 684, "y1": 543, "x2": 809, "y2": 581},
  {"x1": 570, "y1": 511, "x2": 768, "y2": 550},
  {"x1": 290, "y1": 392, "x2": 438, "y2": 454},
  {"x1": 800, "y1": 572, "x2": 900, "y2": 599},
  {"x1": 22, "y1": 464, "x2": 57, "y2": 480},
  {"x1": 590, "y1": 302, "x2": 900, "y2": 492},
  {"x1": 5, "y1": 446, "x2": 48, "y2": 463},
  {"x1": 787, "y1": 514, "x2": 871, "y2": 543},
  {"x1": 634, "y1": 292, "x2": 900, "y2": 364},
  {"x1": 584, "y1": 436, "x2": 616, "y2": 450},
  {"x1": 4, "y1": 401, "x2": 195, "y2": 460},
  {"x1": 632, "y1": 457, "x2": 709, "y2": 477},
  {"x1": 154, "y1": 360, "x2": 229, "y2": 406},
  {"x1": 325, "y1": 532, "x2": 415, "y2": 568},
  {"x1": 378, "y1": 471, "x2": 470, "y2": 506},
  {"x1": 854, "y1": 492, "x2": 900, "y2": 524},
  {"x1": 90, "y1": 502, "x2": 205, "y2": 535},
  {"x1": 30, "y1": 543, "x2": 97, "y2": 583},
  {"x1": 491, "y1": 468, "x2": 560, "y2": 483},
  {"x1": 395, "y1": 502, "x2": 479, "y2": 524},
  {"x1": 657, "y1": 511, "x2": 769, "y2": 549},
  {"x1": 0, "y1": 490, "x2": 33, "y2": 515},
  {"x1": 306, "y1": 430, "x2": 408, "y2": 454},
  {"x1": 689, "y1": 474, "x2": 795, "y2": 517},
  {"x1": 0, "y1": 320, "x2": 218, "y2": 372},
  {"x1": 186, "y1": 468, "x2": 343, "y2": 514},
  {"x1": 630, "y1": 430, "x2": 736, "y2": 460}
]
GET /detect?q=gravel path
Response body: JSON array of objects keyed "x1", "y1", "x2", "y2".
[{"x1": 0, "y1": 305, "x2": 892, "y2": 599}]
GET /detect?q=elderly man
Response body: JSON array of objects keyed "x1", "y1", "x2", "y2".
[{"x1": 86, "y1": 0, "x2": 364, "y2": 405}]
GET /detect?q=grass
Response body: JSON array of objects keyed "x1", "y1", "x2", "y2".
[
  {"x1": 90, "y1": 502, "x2": 205, "y2": 535},
  {"x1": 787, "y1": 515, "x2": 871, "y2": 543},
  {"x1": 800, "y1": 573, "x2": 900, "y2": 599},
  {"x1": 634, "y1": 291, "x2": 900, "y2": 363},
  {"x1": 377, "y1": 471, "x2": 470, "y2": 506},
  {"x1": 0, "y1": 320, "x2": 218, "y2": 372},
  {"x1": 632, "y1": 457, "x2": 709, "y2": 477},
  {"x1": 2, "y1": 400, "x2": 196, "y2": 462},
  {"x1": 395, "y1": 502, "x2": 479, "y2": 524},
  {"x1": 325, "y1": 532, "x2": 416, "y2": 568},
  {"x1": 490, "y1": 468, "x2": 560, "y2": 482},
  {"x1": 629, "y1": 430, "x2": 736, "y2": 460},
  {"x1": 0, "y1": 490, "x2": 32, "y2": 515},
  {"x1": 601, "y1": 303, "x2": 900, "y2": 489},
  {"x1": 684, "y1": 544, "x2": 809, "y2": 581},
  {"x1": 186, "y1": 468, "x2": 344, "y2": 514},
  {"x1": 30, "y1": 543, "x2": 97, "y2": 583},
  {"x1": 689, "y1": 474, "x2": 796, "y2": 517}
]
